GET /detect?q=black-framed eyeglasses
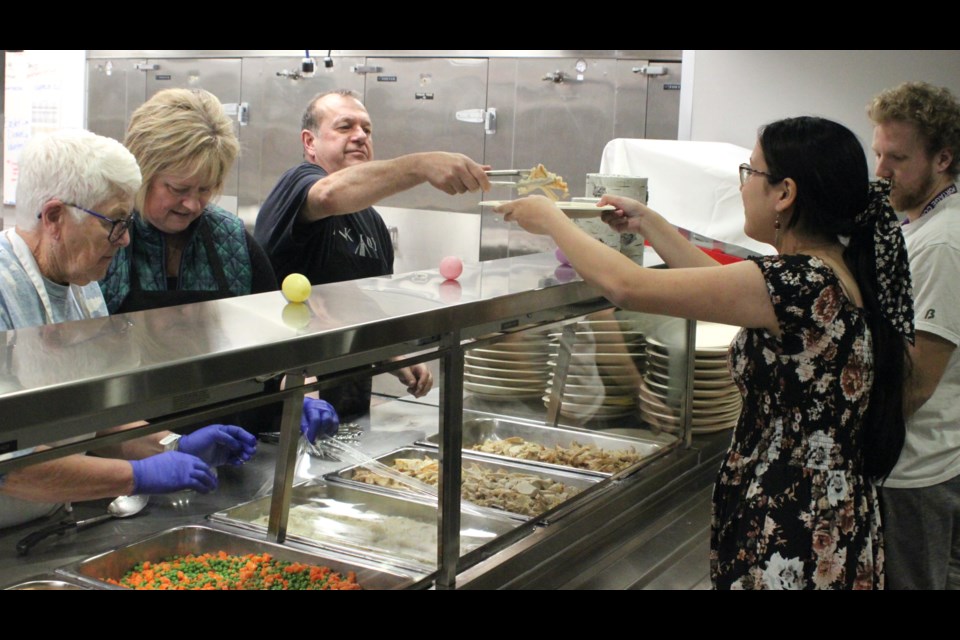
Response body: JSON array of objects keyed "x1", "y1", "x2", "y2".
[
  {"x1": 739, "y1": 163, "x2": 782, "y2": 186},
  {"x1": 39, "y1": 201, "x2": 133, "y2": 243}
]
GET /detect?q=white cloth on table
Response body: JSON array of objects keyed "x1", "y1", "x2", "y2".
[{"x1": 599, "y1": 139, "x2": 769, "y2": 255}]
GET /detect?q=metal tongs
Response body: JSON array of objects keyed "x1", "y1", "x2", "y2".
[
  {"x1": 486, "y1": 169, "x2": 545, "y2": 188},
  {"x1": 486, "y1": 169, "x2": 530, "y2": 186},
  {"x1": 259, "y1": 422, "x2": 362, "y2": 445},
  {"x1": 307, "y1": 436, "x2": 438, "y2": 500}
]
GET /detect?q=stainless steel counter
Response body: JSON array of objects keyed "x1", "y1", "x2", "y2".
[
  {"x1": 0, "y1": 398, "x2": 728, "y2": 589},
  {"x1": 0, "y1": 252, "x2": 609, "y2": 460},
  {"x1": 0, "y1": 252, "x2": 725, "y2": 588}
]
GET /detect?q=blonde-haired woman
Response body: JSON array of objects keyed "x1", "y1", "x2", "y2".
[
  {"x1": 99, "y1": 89, "x2": 336, "y2": 440},
  {"x1": 100, "y1": 88, "x2": 276, "y2": 312}
]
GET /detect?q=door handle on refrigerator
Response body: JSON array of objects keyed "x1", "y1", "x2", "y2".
[
  {"x1": 455, "y1": 108, "x2": 496, "y2": 135},
  {"x1": 633, "y1": 65, "x2": 667, "y2": 76},
  {"x1": 221, "y1": 102, "x2": 251, "y2": 126},
  {"x1": 484, "y1": 108, "x2": 496, "y2": 135}
]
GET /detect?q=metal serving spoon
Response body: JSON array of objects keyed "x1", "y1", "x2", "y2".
[{"x1": 16, "y1": 495, "x2": 149, "y2": 556}]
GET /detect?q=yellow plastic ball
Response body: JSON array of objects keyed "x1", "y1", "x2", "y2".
[{"x1": 281, "y1": 273, "x2": 311, "y2": 303}]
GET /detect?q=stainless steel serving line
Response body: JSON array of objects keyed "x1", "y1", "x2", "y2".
[
  {"x1": 0, "y1": 252, "x2": 636, "y2": 586},
  {"x1": 0, "y1": 251, "x2": 738, "y2": 589},
  {"x1": 0, "y1": 253, "x2": 608, "y2": 451}
]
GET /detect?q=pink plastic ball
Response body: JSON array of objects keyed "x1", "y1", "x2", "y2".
[
  {"x1": 439, "y1": 256, "x2": 463, "y2": 281},
  {"x1": 555, "y1": 248, "x2": 571, "y2": 266}
]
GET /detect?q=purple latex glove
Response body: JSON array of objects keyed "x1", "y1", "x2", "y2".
[
  {"x1": 301, "y1": 397, "x2": 340, "y2": 443},
  {"x1": 130, "y1": 451, "x2": 218, "y2": 494},
  {"x1": 178, "y1": 424, "x2": 257, "y2": 467}
]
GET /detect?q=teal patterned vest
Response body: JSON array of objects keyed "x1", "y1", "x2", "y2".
[{"x1": 99, "y1": 204, "x2": 253, "y2": 313}]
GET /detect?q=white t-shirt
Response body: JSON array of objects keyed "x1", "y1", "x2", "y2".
[{"x1": 886, "y1": 185, "x2": 960, "y2": 488}]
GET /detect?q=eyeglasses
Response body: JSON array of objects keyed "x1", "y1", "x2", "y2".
[
  {"x1": 739, "y1": 163, "x2": 782, "y2": 186},
  {"x1": 39, "y1": 201, "x2": 134, "y2": 243}
]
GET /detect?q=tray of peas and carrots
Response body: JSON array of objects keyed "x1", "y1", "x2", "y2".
[{"x1": 57, "y1": 525, "x2": 420, "y2": 590}]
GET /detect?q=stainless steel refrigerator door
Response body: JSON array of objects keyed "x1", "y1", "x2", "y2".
[
  {"x1": 363, "y1": 57, "x2": 489, "y2": 214},
  {"x1": 641, "y1": 61, "x2": 682, "y2": 141},
  {"x1": 236, "y1": 56, "x2": 366, "y2": 227},
  {"x1": 86, "y1": 58, "x2": 148, "y2": 147},
  {"x1": 481, "y1": 57, "x2": 624, "y2": 261},
  {"x1": 144, "y1": 58, "x2": 242, "y2": 214}
]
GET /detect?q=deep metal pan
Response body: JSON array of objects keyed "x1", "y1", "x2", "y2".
[
  {"x1": 325, "y1": 446, "x2": 600, "y2": 522},
  {"x1": 58, "y1": 524, "x2": 417, "y2": 590},
  {"x1": 418, "y1": 417, "x2": 669, "y2": 477},
  {"x1": 210, "y1": 482, "x2": 515, "y2": 573}
]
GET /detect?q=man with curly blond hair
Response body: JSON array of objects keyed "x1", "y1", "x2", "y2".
[{"x1": 869, "y1": 81, "x2": 960, "y2": 589}]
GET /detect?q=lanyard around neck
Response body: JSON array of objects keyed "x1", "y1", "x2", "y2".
[{"x1": 918, "y1": 184, "x2": 958, "y2": 221}]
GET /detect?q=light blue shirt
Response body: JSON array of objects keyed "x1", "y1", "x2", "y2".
[
  {"x1": 0, "y1": 233, "x2": 108, "y2": 331},
  {"x1": 0, "y1": 230, "x2": 109, "y2": 528}
]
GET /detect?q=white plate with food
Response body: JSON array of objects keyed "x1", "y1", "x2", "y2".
[{"x1": 480, "y1": 200, "x2": 616, "y2": 217}]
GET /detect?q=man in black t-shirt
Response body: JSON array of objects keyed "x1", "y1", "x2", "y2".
[{"x1": 255, "y1": 89, "x2": 490, "y2": 418}]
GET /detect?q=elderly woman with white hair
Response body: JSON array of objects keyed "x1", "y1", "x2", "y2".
[{"x1": 0, "y1": 129, "x2": 256, "y2": 529}]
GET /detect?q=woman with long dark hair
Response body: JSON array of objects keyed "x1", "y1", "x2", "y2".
[{"x1": 496, "y1": 117, "x2": 914, "y2": 589}]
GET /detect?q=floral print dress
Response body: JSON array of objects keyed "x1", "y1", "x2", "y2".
[{"x1": 710, "y1": 255, "x2": 883, "y2": 590}]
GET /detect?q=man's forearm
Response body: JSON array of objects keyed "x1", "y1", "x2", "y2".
[{"x1": 303, "y1": 154, "x2": 429, "y2": 221}]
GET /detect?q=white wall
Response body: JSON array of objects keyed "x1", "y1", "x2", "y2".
[
  {"x1": 3, "y1": 50, "x2": 86, "y2": 207},
  {"x1": 680, "y1": 50, "x2": 960, "y2": 165}
]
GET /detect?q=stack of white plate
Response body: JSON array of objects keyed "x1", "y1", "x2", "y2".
[
  {"x1": 465, "y1": 329, "x2": 554, "y2": 399},
  {"x1": 640, "y1": 321, "x2": 742, "y2": 434},
  {"x1": 543, "y1": 319, "x2": 646, "y2": 419}
]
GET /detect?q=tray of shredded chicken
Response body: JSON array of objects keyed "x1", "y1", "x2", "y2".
[
  {"x1": 209, "y1": 482, "x2": 515, "y2": 573},
  {"x1": 325, "y1": 447, "x2": 601, "y2": 522},
  {"x1": 416, "y1": 418, "x2": 671, "y2": 478}
]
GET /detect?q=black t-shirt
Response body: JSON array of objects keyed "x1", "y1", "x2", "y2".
[
  {"x1": 254, "y1": 162, "x2": 395, "y2": 421},
  {"x1": 254, "y1": 162, "x2": 394, "y2": 285}
]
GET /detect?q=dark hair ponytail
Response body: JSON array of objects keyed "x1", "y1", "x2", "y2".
[
  {"x1": 845, "y1": 219, "x2": 909, "y2": 480},
  {"x1": 760, "y1": 117, "x2": 908, "y2": 480}
]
